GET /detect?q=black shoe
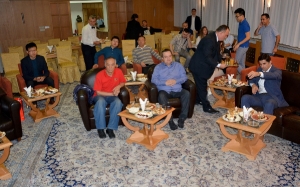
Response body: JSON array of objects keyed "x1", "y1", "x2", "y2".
[
  {"x1": 97, "y1": 129, "x2": 106, "y2": 138},
  {"x1": 178, "y1": 118, "x2": 185, "y2": 128},
  {"x1": 203, "y1": 107, "x2": 219, "y2": 114},
  {"x1": 195, "y1": 101, "x2": 203, "y2": 105},
  {"x1": 169, "y1": 120, "x2": 178, "y2": 130},
  {"x1": 106, "y1": 129, "x2": 116, "y2": 138}
]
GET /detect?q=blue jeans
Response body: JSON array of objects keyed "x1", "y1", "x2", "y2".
[
  {"x1": 92, "y1": 95, "x2": 123, "y2": 130},
  {"x1": 241, "y1": 93, "x2": 278, "y2": 115},
  {"x1": 235, "y1": 47, "x2": 248, "y2": 74},
  {"x1": 158, "y1": 89, "x2": 190, "y2": 120}
]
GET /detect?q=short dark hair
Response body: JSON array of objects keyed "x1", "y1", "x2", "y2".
[
  {"x1": 258, "y1": 53, "x2": 271, "y2": 62},
  {"x1": 216, "y1": 25, "x2": 229, "y2": 32},
  {"x1": 142, "y1": 20, "x2": 147, "y2": 23},
  {"x1": 162, "y1": 49, "x2": 172, "y2": 56},
  {"x1": 26, "y1": 42, "x2": 37, "y2": 51},
  {"x1": 89, "y1": 15, "x2": 96, "y2": 20},
  {"x1": 261, "y1": 13, "x2": 270, "y2": 19},
  {"x1": 131, "y1": 14, "x2": 138, "y2": 20},
  {"x1": 234, "y1": 8, "x2": 245, "y2": 16},
  {"x1": 138, "y1": 36, "x2": 145, "y2": 40},
  {"x1": 182, "y1": 28, "x2": 190, "y2": 33},
  {"x1": 192, "y1": 8, "x2": 196, "y2": 11},
  {"x1": 111, "y1": 36, "x2": 120, "y2": 41}
]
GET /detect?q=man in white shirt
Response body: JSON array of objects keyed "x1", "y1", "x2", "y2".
[
  {"x1": 185, "y1": 8, "x2": 202, "y2": 33},
  {"x1": 224, "y1": 34, "x2": 234, "y2": 51},
  {"x1": 241, "y1": 54, "x2": 288, "y2": 114},
  {"x1": 81, "y1": 15, "x2": 103, "y2": 71}
]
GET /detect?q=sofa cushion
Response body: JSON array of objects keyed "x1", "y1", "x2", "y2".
[
  {"x1": 282, "y1": 113, "x2": 300, "y2": 144},
  {"x1": 0, "y1": 114, "x2": 13, "y2": 131},
  {"x1": 281, "y1": 70, "x2": 300, "y2": 108}
]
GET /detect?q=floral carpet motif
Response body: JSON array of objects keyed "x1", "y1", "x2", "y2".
[{"x1": 0, "y1": 82, "x2": 299, "y2": 187}]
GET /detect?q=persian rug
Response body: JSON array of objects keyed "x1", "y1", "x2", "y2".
[{"x1": 0, "y1": 82, "x2": 299, "y2": 187}]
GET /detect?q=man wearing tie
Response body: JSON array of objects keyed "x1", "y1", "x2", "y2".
[
  {"x1": 241, "y1": 54, "x2": 288, "y2": 114},
  {"x1": 81, "y1": 15, "x2": 103, "y2": 71}
]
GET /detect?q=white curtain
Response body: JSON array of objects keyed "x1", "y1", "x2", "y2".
[
  {"x1": 202, "y1": 0, "x2": 227, "y2": 31},
  {"x1": 174, "y1": 0, "x2": 201, "y2": 27},
  {"x1": 270, "y1": 0, "x2": 300, "y2": 48}
]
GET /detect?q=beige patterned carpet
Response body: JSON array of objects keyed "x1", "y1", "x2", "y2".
[{"x1": 0, "y1": 81, "x2": 299, "y2": 187}]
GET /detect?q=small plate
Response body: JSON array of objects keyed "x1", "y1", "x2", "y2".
[
  {"x1": 152, "y1": 107, "x2": 166, "y2": 115},
  {"x1": 135, "y1": 111, "x2": 153, "y2": 119},
  {"x1": 222, "y1": 114, "x2": 241, "y2": 122},
  {"x1": 137, "y1": 77, "x2": 147, "y2": 82},
  {"x1": 251, "y1": 114, "x2": 269, "y2": 122},
  {"x1": 0, "y1": 131, "x2": 6, "y2": 139},
  {"x1": 233, "y1": 82, "x2": 246, "y2": 87}
]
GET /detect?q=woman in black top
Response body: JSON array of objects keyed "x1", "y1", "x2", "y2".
[{"x1": 125, "y1": 14, "x2": 143, "y2": 42}]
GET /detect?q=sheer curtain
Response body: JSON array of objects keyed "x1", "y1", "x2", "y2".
[
  {"x1": 202, "y1": 0, "x2": 227, "y2": 31},
  {"x1": 174, "y1": 0, "x2": 201, "y2": 27}
]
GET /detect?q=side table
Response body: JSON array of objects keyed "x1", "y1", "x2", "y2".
[{"x1": 0, "y1": 137, "x2": 13, "y2": 180}]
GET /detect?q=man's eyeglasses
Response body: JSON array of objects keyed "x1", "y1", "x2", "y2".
[{"x1": 235, "y1": 15, "x2": 242, "y2": 18}]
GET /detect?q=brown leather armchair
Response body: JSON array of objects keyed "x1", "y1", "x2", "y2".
[
  {"x1": 16, "y1": 64, "x2": 59, "y2": 92},
  {"x1": 77, "y1": 68, "x2": 130, "y2": 131},
  {"x1": 97, "y1": 55, "x2": 127, "y2": 75},
  {"x1": 0, "y1": 76, "x2": 13, "y2": 98},
  {"x1": 0, "y1": 88, "x2": 22, "y2": 141},
  {"x1": 235, "y1": 70, "x2": 300, "y2": 144},
  {"x1": 144, "y1": 65, "x2": 196, "y2": 118}
]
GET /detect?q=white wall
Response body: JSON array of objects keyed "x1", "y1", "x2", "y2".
[{"x1": 70, "y1": 3, "x2": 83, "y2": 33}]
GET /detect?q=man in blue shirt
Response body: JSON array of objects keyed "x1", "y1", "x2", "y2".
[
  {"x1": 93, "y1": 36, "x2": 124, "y2": 68},
  {"x1": 151, "y1": 49, "x2": 190, "y2": 130},
  {"x1": 233, "y1": 8, "x2": 250, "y2": 74}
]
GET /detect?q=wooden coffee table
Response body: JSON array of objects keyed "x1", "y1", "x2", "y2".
[
  {"x1": 216, "y1": 115, "x2": 276, "y2": 160},
  {"x1": 20, "y1": 92, "x2": 62, "y2": 123},
  {"x1": 0, "y1": 137, "x2": 13, "y2": 180},
  {"x1": 118, "y1": 107, "x2": 175, "y2": 150},
  {"x1": 209, "y1": 83, "x2": 236, "y2": 109}
]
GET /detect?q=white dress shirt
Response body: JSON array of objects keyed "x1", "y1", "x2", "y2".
[
  {"x1": 249, "y1": 66, "x2": 272, "y2": 94},
  {"x1": 191, "y1": 16, "x2": 196, "y2": 31},
  {"x1": 81, "y1": 24, "x2": 100, "y2": 47}
]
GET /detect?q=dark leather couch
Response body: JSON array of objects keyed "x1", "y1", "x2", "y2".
[
  {"x1": 144, "y1": 65, "x2": 196, "y2": 118},
  {"x1": 0, "y1": 88, "x2": 23, "y2": 141},
  {"x1": 77, "y1": 68, "x2": 130, "y2": 131},
  {"x1": 235, "y1": 70, "x2": 300, "y2": 144}
]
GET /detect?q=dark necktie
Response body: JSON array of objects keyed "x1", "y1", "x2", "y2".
[{"x1": 91, "y1": 26, "x2": 95, "y2": 29}]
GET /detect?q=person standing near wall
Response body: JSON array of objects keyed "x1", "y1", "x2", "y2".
[
  {"x1": 233, "y1": 8, "x2": 250, "y2": 74},
  {"x1": 81, "y1": 15, "x2": 103, "y2": 71}
]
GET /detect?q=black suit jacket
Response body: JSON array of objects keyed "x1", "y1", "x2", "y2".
[
  {"x1": 125, "y1": 20, "x2": 143, "y2": 40},
  {"x1": 21, "y1": 55, "x2": 50, "y2": 82},
  {"x1": 185, "y1": 15, "x2": 202, "y2": 32},
  {"x1": 189, "y1": 32, "x2": 221, "y2": 79}
]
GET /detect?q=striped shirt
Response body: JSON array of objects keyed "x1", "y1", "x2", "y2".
[{"x1": 132, "y1": 45, "x2": 162, "y2": 64}]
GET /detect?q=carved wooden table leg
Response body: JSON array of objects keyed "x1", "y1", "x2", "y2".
[
  {"x1": 0, "y1": 137, "x2": 12, "y2": 180},
  {"x1": 210, "y1": 87, "x2": 235, "y2": 109},
  {"x1": 121, "y1": 117, "x2": 144, "y2": 144}
]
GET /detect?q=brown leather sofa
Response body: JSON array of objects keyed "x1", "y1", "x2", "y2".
[
  {"x1": 0, "y1": 76, "x2": 13, "y2": 98},
  {"x1": 145, "y1": 65, "x2": 196, "y2": 118},
  {"x1": 235, "y1": 70, "x2": 300, "y2": 144},
  {"x1": 0, "y1": 87, "x2": 22, "y2": 141},
  {"x1": 77, "y1": 68, "x2": 130, "y2": 131}
]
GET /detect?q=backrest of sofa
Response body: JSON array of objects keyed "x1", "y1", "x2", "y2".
[
  {"x1": 80, "y1": 68, "x2": 104, "y2": 88},
  {"x1": 281, "y1": 70, "x2": 300, "y2": 107}
]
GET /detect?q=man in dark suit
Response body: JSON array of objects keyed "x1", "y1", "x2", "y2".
[
  {"x1": 241, "y1": 54, "x2": 288, "y2": 114},
  {"x1": 185, "y1": 8, "x2": 202, "y2": 33},
  {"x1": 189, "y1": 25, "x2": 229, "y2": 113},
  {"x1": 21, "y1": 42, "x2": 54, "y2": 89}
]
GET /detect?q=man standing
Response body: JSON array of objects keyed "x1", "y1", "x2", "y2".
[
  {"x1": 141, "y1": 20, "x2": 163, "y2": 35},
  {"x1": 254, "y1": 13, "x2": 280, "y2": 56},
  {"x1": 185, "y1": 8, "x2": 202, "y2": 33},
  {"x1": 21, "y1": 42, "x2": 54, "y2": 102},
  {"x1": 93, "y1": 36, "x2": 124, "y2": 68},
  {"x1": 241, "y1": 54, "x2": 288, "y2": 114},
  {"x1": 93, "y1": 57, "x2": 126, "y2": 139},
  {"x1": 132, "y1": 36, "x2": 162, "y2": 74},
  {"x1": 151, "y1": 49, "x2": 190, "y2": 130},
  {"x1": 170, "y1": 28, "x2": 192, "y2": 70},
  {"x1": 81, "y1": 15, "x2": 103, "y2": 71},
  {"x1": 189, "y1": 25, "x2": 229, "y2": 113},
  {"x1": 233, "y1": 8, "x2": 250, "y2": 74}
]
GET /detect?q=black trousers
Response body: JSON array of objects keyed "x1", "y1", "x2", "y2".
[
  {"x1": 142, "y1": 64, "x2": 155, "y2": 74},
  {"x1": 25, "y1": 76, "x2": 54, "y2": 88},
  {"x1": 81, "y1": 43, "x2": 96, "y2": 71},
  {"x1": 191, "y1": 72, "x2": 211, "y2": 109}
]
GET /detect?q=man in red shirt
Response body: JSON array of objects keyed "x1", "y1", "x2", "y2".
[{"x1": 93, "y1": 57, "x2": 126, "y2": 138}]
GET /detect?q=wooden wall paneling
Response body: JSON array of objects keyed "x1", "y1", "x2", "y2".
[
  {"x1": 82, "y1": 3, "x2": 104, "y2": 25},
  {"x1": 0, "y1": 2, "x2": 16, "y2": 52}
]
